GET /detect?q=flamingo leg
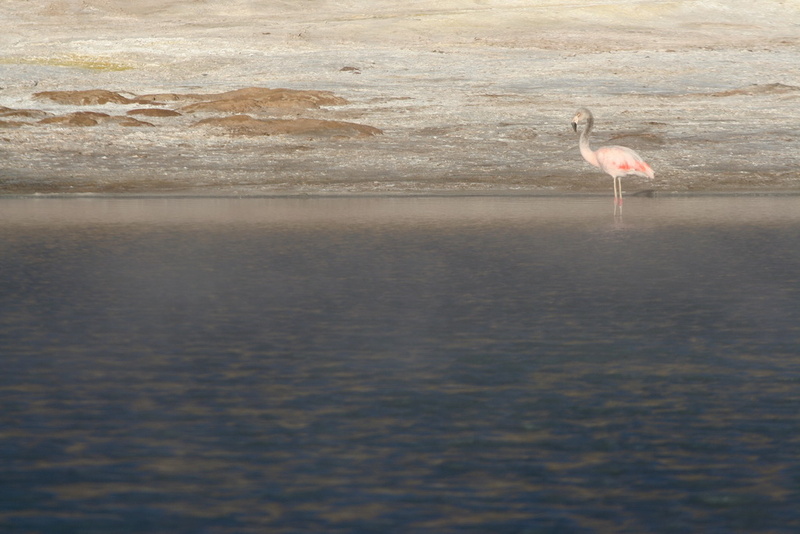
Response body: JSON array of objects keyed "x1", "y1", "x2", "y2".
[
  {"x1": 613, "y1": 177, "x2": 623, "y2": 216},
  {"x1": 616, "y1": 177, "x2": 624, "y2": 204}
]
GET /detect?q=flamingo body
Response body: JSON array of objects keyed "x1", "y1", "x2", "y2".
[
  {"x1": 571, "y1": 108, "x2": 654, "y2": 203},
  {"x1": 594, "y1": 145, "x2": 654, "y2": 180}
]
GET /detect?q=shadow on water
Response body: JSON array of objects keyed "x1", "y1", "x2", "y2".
[{"x1": 1, "y1": 196, "x2": 799, "y2": 533}]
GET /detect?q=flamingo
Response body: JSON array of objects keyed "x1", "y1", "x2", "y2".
[{"x1": 571, "y1": 108, "x2": 654, "y2": 205}]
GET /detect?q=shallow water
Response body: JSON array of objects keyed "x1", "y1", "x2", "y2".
[{"x1": 1, "y1": 196, "x2": 799, "y2": 533}]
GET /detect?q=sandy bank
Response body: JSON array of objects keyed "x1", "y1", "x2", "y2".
[{"x1": 1, "y1": 0, "x2": 798, "y2": 195}]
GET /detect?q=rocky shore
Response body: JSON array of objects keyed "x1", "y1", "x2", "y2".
[{"x1": 1, "y1": 0, "x2": 798, "y2": 195}]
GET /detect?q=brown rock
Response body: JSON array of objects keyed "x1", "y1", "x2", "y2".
[
  {"x1": 35, "y1": 87, "x2": 349, "y2": 111},
  {"x1": 215, "y1": 87, "x2": 348, "y2": 106},
  {"x1": 134, "y1": 93, "x2": 209, "y2": 104},
  {"x1": 180, "y1": 87, "x2": 349, "y2": 113},
  {"x1": 39, "y1": 111, "x2": 112, "y2": 126},
  {"x1": 33, "y1": 90, "x2": 136, "y2": 105},
  {"x1": 126, "y1": 108, "x2": 182, "y2": 117},
  {"x1": 0, "y1": 108, "x2": 51, "y2": 119},
  {"x1": 0, "y1": 120, "x2": 27, "y2": 128},
  {"x1": 38, "y1": 112, "x2": 153, "y2": 127},
  {"x1": 193, "y1": 115, "x2": 382, "y2": 138},
  {"x1": 113, "y1": 117, "x2": 156, "y2": 127}
]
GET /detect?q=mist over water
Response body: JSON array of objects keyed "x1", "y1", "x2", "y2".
[{"x1": 1, "y1": 196, "x2": 799, "y2": 533}]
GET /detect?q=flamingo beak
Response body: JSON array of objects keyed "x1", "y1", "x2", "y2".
[{"x1": 571, "y1": 121, "x2": 578, "y2": 132}]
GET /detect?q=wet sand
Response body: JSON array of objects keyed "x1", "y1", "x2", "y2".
[{"x1": 1, "y1": 1, "x2": 799, "y2": 195}]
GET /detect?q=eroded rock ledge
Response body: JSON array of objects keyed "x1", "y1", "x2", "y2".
[
  {"x1": 5, "y1": 87, "x2": 382, "y2": 138},
  {"x1": 194, "y1": 115, "x2": 382, "y2": 138}
]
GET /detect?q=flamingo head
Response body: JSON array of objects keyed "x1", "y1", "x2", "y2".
[{"x1": 571, "y1": 108, "x2": 593, "y2": 133}]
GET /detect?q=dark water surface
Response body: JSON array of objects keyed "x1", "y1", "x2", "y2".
[{"x1": 1, "y1": 196, "x2": 799, "y2": 533}]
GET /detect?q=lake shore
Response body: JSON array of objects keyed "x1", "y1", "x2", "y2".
[{"x1": 1, "y1": 0, "x2": 799, "y2": 195}]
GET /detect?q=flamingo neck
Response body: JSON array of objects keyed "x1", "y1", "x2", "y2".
[{"x1": 579, "y1": 118, "x2": 599, "y2": 168}]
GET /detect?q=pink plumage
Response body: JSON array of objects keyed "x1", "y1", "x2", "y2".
[
  {"x1": 571, "y1": 108, "x2": 654, "y2": 205},
  {"x1": 595, "y1": 146, "x2": 654, "y2": 180}
]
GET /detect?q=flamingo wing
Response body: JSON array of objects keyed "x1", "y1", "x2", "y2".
[{"x1": 595, "y1": 146, "x2": 654, "y2": 179}]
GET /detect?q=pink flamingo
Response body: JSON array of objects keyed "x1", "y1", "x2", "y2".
[{"x1": 571, "y1": 108, "x2": 654, "y2": 205}]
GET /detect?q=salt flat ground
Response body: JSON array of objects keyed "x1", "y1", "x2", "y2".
[{"x1": 1, "y1": 0, "x2": 799, "y2": 194}]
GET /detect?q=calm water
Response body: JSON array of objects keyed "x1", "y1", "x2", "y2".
[{"x1": 1, "y1": 196, "x2": 799, "y2": 533}]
